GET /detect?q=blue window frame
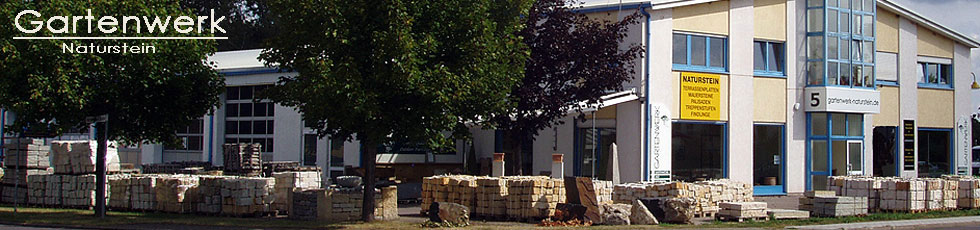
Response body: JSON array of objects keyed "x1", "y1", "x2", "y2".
[
  {"x1": 673, "y1": 33, "x2": 728, "y2": 73},
  {"x1": 806, "y1": 0, "x2": 876, "y2": 89},
  {"x1": 754, "y1": 41, "x2": 786, "y2": 77},
  {"x1": 806, "y1": 112, "x2": 865, "y2": 190},
  {"x1": 917, "y1": 62, "x2": 953, "y2": 89}
]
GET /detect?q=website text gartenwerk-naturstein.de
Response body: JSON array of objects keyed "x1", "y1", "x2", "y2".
[{"x1": 13, "y1": 9, "x2": 228, "y2": 54}]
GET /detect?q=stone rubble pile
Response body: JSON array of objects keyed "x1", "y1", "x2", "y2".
[
  {"x1": 223, "y1": 143, "x2": 263, "y2": 177},
  {"x1": 50, "y1": 141, "x2": 121, "y2": 174},
  {"x1": 272, "y1": 171, "x2": 321, "y2": 214},
  {"x1": 613, "y1": 179, "x2": 753, "y2": 216}
]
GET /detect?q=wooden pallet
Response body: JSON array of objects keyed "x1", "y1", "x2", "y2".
[
  {"x1": 716, "y1": 215, "x2": 769, "y2": 222},
  {"x1": 695, "y1": 211, "x2": 717, "y2": 218}
]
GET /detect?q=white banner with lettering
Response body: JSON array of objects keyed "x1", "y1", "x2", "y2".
[
  {"x1": 648, "y1": 103, "x2": 672, "y2": 182},
  {"x1": 804, "y1": 87, "x2": 881, "y2": 114}
]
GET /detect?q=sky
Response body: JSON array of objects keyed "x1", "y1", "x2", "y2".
[{"x1": 890, "y1": 0, "x2": 980, "y2": 75}]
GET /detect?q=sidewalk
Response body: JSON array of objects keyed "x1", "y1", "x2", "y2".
[{"x1": 787, "y1": 216, "x2": 980, "y2": 230}]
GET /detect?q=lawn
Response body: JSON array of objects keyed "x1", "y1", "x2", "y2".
[{"x1": 1, "y1": 205, "x2": 979, "y2": 229}]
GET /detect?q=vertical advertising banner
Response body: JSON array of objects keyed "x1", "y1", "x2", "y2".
[
  {"x1": 679, "y1": 72, "x2": 721, "y2": 121},
  {"x1": 956, "y1": 117, "x2": 971, "y2": 175},
  {"x1": 649, "y1": 103, "x2": 671, "y2": 182}
]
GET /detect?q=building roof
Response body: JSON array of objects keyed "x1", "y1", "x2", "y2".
[
  {"x1": 580, "y1": 0, "x2": 980, "y2": 48},
  {"x1": 207, "y1": 49, "x2": 266, "y2": 71},
  {"x1": 878, "y1": 0, "x2": 980, "y2": 48}
]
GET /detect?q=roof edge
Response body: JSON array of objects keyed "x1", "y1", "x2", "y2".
[{"x1": 878, "y1": 0, "x2": 980, "y2": 48}]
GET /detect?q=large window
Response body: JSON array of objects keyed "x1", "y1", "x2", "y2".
[
  {"x1": 576, "y1": 128, "x2": 617, "y2": 180},
  {"x1": 673, "y1": 33, "x2": 727, "y2": 73},
  {"x1": 754, "y1": 41, "x2": 786, "y2": 76},
  {"x1": 165, "y1": 118, "x2": 204, "y2": 151},
  {"x1": 672, "y1": 122, "x2": 726, "y2": 182},
  {"x1": 918, "y1": 129, "x2": 951, "y2": 178},
  {"x1": 225, "y1": 85, "x2": 275, "y2": 154},
  {"x1": 806, "y1": 0, "x2": 876, "y2": 88},
  {"x1": 872, "y1": 126, "x2": 899, "y2": 177},
  {"x1": 917, "y1": 62, "x2": 953, "y2": 88}
]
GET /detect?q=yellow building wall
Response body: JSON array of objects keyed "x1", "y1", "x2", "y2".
[
  {"x1": 754, "y1": 0, "x2": 786, "y2": 41},
  {"x1": 674, "y1": 1, "x2": 730, "y2": 35},
  {"x1": 876, "y1": 8, "x2": 899, "y2": 53},
  {"x1": 873, "y1": 86, "x2": 900, "y2": 127},
  {"x1": 671, "y1": 72, "x2": 729, "y2": 121},
  {"x1": 585, "y1": 105, "x2": 618, "y2": 119},
  {"x1": 917, "y1": 89, "x2": 954, "y2": 128},
  {"x1": 917, "y1": 25, "x2": 954, "y2": 58},
  {"x1": 752, "y1": 77, "x2": 786, "y2": 123}
]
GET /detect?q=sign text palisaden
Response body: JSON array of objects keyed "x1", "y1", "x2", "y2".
[
  {"x1": 679, "y1": 72, "x2": 721, "y2": 121},
  {"x1": 804, "y1": 86, "x2": 880, "y2": 114},
  {"x1": 903, "y1": 120, "x2": 916, "y2": 171}
]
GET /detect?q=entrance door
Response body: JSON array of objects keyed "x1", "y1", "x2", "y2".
[{"x1": 847, "y1": 141, "x2": 864, "y2": 175}]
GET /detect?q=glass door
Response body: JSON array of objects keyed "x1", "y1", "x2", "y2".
[{"x1": 847, "y1": 141, "x2": 863, "y2": 175}]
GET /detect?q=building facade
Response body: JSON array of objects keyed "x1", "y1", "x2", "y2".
[
  {"x1": 1, "y1": 0, "x2": 975, "y2": 194},
  {"x1": 463, "y1": 0, "x2": 979, "y2": 195}
]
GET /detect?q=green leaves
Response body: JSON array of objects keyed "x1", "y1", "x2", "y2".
[{"x1": 260, "y1": 0, "x2": 531, "y2": 149}]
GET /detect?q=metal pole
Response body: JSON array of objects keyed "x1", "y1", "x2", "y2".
[
  {"x1": 94, "y1": 114, "x2": 108, "y2": 218},
  {"x1": 13, "y1": 135, "x2": 20, "y2": 213}
]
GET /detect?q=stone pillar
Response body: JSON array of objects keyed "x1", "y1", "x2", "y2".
[
  {"x1": 492, "y1": 153, "x2": 505, "y2": 177},
  {"x1": 551, "y1": 154, "x2": 564, "y2": 179}
]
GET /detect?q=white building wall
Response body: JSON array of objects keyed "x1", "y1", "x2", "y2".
[
  {"x1": 786, "y1": 0, "x2": 806, "y2": 193},
  {"x1": 728, "y1": 0, "x2": 755, "y2": 184},
  {"x1": 953, "y1": 43, "x2": 973, "y2": 175},
  {"x1": 898, "y1": 17, "x2": 919, "y2": 178},
  {"x1": 617, "y1": 101, "x2": 644, "y2": 182}
]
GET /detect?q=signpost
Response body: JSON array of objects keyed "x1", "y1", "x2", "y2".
[{"x1": 86, "y1": 115, "x2": 109, "y2": 218}]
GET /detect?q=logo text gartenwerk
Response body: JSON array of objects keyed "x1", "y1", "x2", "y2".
[{"x1": 13, "y1": 9, "x2": 228, "y2": 54}]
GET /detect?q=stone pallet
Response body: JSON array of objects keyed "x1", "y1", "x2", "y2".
[
  {"x1": 218, "y1": 177, "x2": 275, "y2": 216},
  {"x1": 2, "y1": 149, "x2": 51, "y2": 169},
  {"x1": 613, "y1": 179, "x2": 752, "y2": 216},
  {"x1": 718, "y1": 202, "x2": 767, "y2": 221},
  {"x1": 767, "y1": 209, "x2": 810, "y2": 220},
  {"x1": 153, "y1": 175, "x2": 200, "y2": 213},
  {"x1": 812, "y1": 196, "x2": 868, "y2": 217},
  {"x1": 421, "y1": 175, "x2": 488, "y2": 215},
  {"x1": 50, "y1": 141, "x2": 121, "y2": 175},
  {"x1": 261, "y1": 161, "x2": 319, "y2": 177},
  {"x1": 272, "y1": 171, "x2": 321, "y2": 213},
  {"x1": 1, "y1": 168, "x2": 53, "y2": 186},
  {"x1": 1, "y1": 184, "x2": 29, "y2": 204},
  {"x1": 141, "y1": 161, "x2": 218, "y2": 174},
  {"x1": 830, "y1": 176, "x2": 882, "y2": 211},
  {"x1": 314, "y1": 186, "x2": 398, "y2": 221},
  {"x1": 222, "y1": 143, "x2": 263, "y2": 177},
  {"x1": 475, "y1": 177, "x2": 507, "y2": 217},
  {"x1": 946, "y1": 176, "x2": 980, "y2": 209},
  {"x1": 879, "y1": 179, "x2": 926, "y2": 212},
  {"x1": 799, "y1": 190, "x2": 836, "y2": 212},
  {"x1": 26, "y1": 174, "x2": 110, "y2": 208},
  {"x1": 289, "y1": 189, "x2": 320, "y2": 220},
  {"x1": 504, "y1": 176, "x2": 565, "y2": 219},
  {"x1": 922, "y1": 178, "x2": 957, "y2": 210}
]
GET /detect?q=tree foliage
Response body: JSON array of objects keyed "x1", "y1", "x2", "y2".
[
  {"x1": 181, "y1": 0, "x2": 275, "y2": 51},
  {"x1": 260, "y1": 0, "x2": 532, "y2": 221},
  {"x1": 493, "y1": 0, "x2": 643, "y2": 174},
  {"x1": 0, "y1": 0, "x2": 224, "y2": 145}
]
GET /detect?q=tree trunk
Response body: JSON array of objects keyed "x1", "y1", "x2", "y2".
[
  {"x1": 512, "y1": 130, "x2": 524, "y2": 176},
  {"x1": 94, "y1": 118, "x2": 108, "y2": 218},
  {"x1": 360, "y1": 137, "x2": 378, "y2": 222}
]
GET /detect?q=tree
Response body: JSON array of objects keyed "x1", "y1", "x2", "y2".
[
  {"x1": 492, "y1": 0, "x2": 643, "y2": 175},
  {"x1": 260, "y1": 0, "x2": 532, "y2": 221},
  {"x1": 181, "y1": 0, "x2": 275, "y2": 51},
  {"x1": 0, "y1": 0, "x2": 224, "y2": 216}
]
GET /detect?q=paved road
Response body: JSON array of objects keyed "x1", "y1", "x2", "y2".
[{"x1": 788, "y1": 216, "x2": 980, "y2": 230}]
